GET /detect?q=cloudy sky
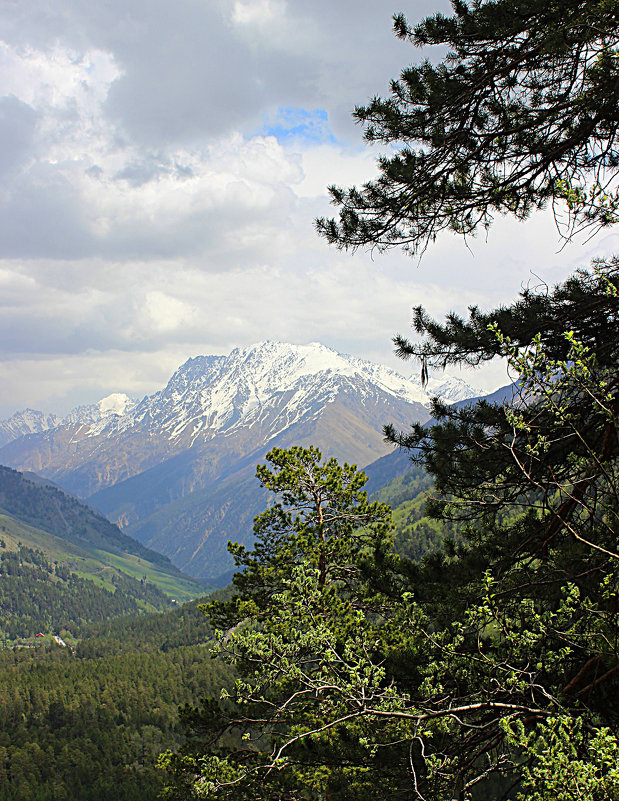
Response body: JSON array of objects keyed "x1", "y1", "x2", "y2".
[{"x1": 1, "y1": 0, "x2": 617, "y2": 417}]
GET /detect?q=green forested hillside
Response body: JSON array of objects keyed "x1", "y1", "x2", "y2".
[
  {"x1": 0, "y1": 464, "x2": 173, "y2": 566},
  {"x1": 0, "y1": 601, "x2": 233, "y2": 801},
  {"x1": 0, "y1": 544, "x2": 171, "y2": 641},
  {"x1": 0, "y1": 467, "x2": 229, "y2": 800},
  {"x1": 0, "y1": 465, "x2": 206, "y2": 603},
  {"x1": 371, "y1": 461, "x2": 459, "y2": 562}
]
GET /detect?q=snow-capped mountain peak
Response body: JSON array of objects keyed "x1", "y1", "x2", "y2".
[
  {"x1": 98, "y1": 393, "x2": 135, "y2": 416},
  {"x1": 110, "y1": 340, "x2": 478, "y2": 443},
  {"x1": 0, "y1": 408, "x2": 61, "y2": 448},
  {"x1": 62, "y1": 393, "x2": 138, "y2": 429},
  {"x1": 208, "y1": 340, "x2": 475, "y2": 409},
  {"x1": 0, "y1": 342, "x2": 480, "y2": 448}
]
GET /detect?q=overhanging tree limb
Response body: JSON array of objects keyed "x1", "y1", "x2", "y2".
[{"x1": 316, "y1": 0, "x2": 619, "y2": 255}]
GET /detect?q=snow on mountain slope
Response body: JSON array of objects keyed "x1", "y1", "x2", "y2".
[
  {"x1": 78, "y1": 341, "x2": 478, "y2": 443},
  {"x1": 63, "y1": 393, "x2": 138, "y2": 427},
  {"x1": 0, "y1": 343, "x2": 484, "y2": 578},
  {"x1": 0, "y1": 409, "x2": 61, "y2": 448},
  {"x1": 0, "y1": 394, "x2": 137, "y2": 448},
  {"x1": 0, "y1": 343, "x2": 478, "y2": 449}
]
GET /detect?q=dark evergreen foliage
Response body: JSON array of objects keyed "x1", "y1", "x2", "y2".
[
  {"x1": 0, "y1": 601, "x2": 233, "y2": 801},
  {"x1": 0, "y1": 545, "x2": 170, "y2": 641},
  {"x1": 317, "y1": 0, "x2": 619, "y2": 254}
]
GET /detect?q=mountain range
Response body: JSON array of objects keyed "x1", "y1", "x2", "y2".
[{"x1": 0, "y1": 341, "x2": 480, "y2": 580}]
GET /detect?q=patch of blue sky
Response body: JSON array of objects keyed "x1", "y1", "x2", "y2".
[{"x1": 256, "y1": 107, "x2": 337, "y2": 145}]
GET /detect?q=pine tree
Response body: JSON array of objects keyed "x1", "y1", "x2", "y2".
[
  {"x1": 317, "y1": 0, "x2": 619, "y2": 255},
  {"x1": 161, "y1": 447, "x2": 403, "y2": 801},
  {"x1": 163, "y1": 1, "x2": 619, "y2": 797}
]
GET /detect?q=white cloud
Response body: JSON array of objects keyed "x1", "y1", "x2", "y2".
[
  {"x1": 231, "y1": 0, "x2": 287, "y2": 26},
  {"x1": 0, "y1": 0, "x2": 616, "y2": 419},
  {"x1": 0, "y1": 42, "x2": 119, "y2": 109},
  {"x1": 141, "y1": 291, "x2": 197, "y2": 335}
]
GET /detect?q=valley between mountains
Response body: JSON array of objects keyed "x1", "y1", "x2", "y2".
[{"x1": 0, "y1": 341, "x2": 479, "y2": 581}]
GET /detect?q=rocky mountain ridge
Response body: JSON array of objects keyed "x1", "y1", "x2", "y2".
[
  {"x1": 0, "y1": 394, "x2": 137, "y2": 448},
  {"x1": 0, "y1": 342, "x2": 476, "y2": 449},
  {"x1": 0, "y1": 409, "x2": 61, "y2": 448}
]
